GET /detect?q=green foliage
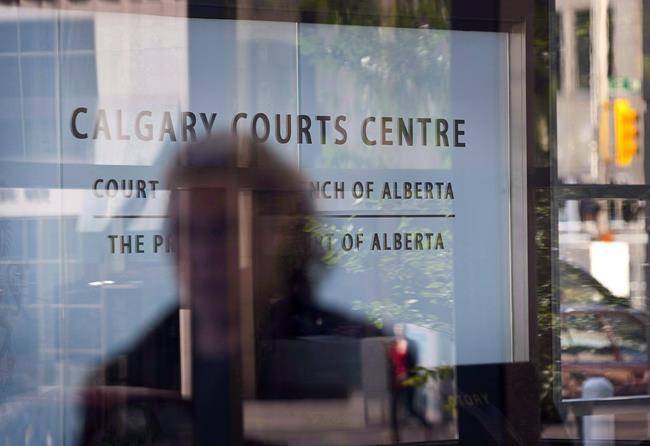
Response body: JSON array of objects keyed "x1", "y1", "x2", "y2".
[
  {"x1": 402, "y1": 364, "x2": 454, "y2": 387},
  {"x1": 305, "y1": 214, "x2": 454, "y2": 333}
]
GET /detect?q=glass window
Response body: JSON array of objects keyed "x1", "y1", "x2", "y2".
[{"x1": 0, "y1": 0, "x2": 649, "y2": 444}]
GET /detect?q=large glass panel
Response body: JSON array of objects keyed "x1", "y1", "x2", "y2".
[
  {"x1": 16, "y1": 0, "x2": 650, "y2": 444},
  {"x1": 0, "y1": 4, "x2": 521, "y2": 444}
]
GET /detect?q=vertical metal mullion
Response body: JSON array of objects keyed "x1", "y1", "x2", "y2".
[
  {"x1": 54, "y1": 10, "x2": 67, "y2": 446},
  {"x1": 510, "y1": 23, "x2": 530, "y2": 363},
  {"x1": 638, "y1": 0, "x2": 650, "y2": 379},
  {"x1": 548, "y1": 0, "x2": 565, "y2": 418}
]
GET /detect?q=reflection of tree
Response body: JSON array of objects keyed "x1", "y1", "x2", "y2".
[
  {"x1": 306, "y1": 214, "x2": 454, "y2": 335},
  {"x1": 291, "y1": 0, "x2": 559, "y2": 426},
  {"x1": 297, "y1": 0, "x2": 451, "y2": 30},
  {"x1": 296, "y1": 5, "x2": 463, "y2": 351},
  {"x1": 297, "y1": 5, "x2": 457, "y2": 336},
  {"x1": 298, "y1": 4, "x2": 452, "y2": 170},
  {"x1": 299, "y1": 20, "x2": 450, "y2": 112}
]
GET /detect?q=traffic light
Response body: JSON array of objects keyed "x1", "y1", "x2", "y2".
[{"x1": 614, "y1": 98, "x2": 638, "y2": 167}]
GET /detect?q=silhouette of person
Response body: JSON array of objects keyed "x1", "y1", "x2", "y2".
[{"x1": 79, "y1": 134, "x2": 382, "y2": 445}]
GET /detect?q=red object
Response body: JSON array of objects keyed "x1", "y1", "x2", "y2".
[
  {"x1": 599, "y1": 231, "x2": 615, "y2": 242},
  {"x1": 389, "y1": 341, "x2": 410, "y2": 385}
]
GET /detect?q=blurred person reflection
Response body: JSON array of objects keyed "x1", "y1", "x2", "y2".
[
  {"x1": 388, "y1": 324, "x2": 428, "y2": 442},
  {"x1": 79, "y1": 134, "x2": 384, "y2": 446}
]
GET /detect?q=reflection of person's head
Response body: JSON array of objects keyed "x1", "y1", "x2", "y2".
[{"x1": 165, "y1": 133, "x2": 319, "y2": 310}]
